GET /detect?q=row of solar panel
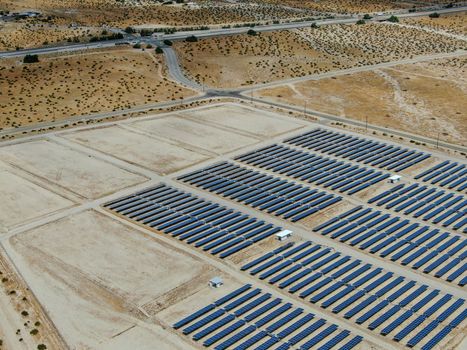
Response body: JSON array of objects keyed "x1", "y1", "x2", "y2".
[
  {"x1": 284, "y1": 128, "x2": 430, "y2": 172},
  {"x1": 416, "y1": 161, "x2": 467, "y2": 193},
  {"x1": 234, "y1": 144, "x2": 389, "y2": 195},
  {"x1": 178, "y1": 162, "x2": 342, "y2": 223},
  {"x1": 173, "y1": 284, "x2": 364, "y2": 350},
  {"x1": 368, "y1": 183, "x2": 466, "y2": 231},
  {"x1": 104, "y1": 184, "x2": 283, "y2": 259},
  {"x1": 241, "y1": 242, "x2": 466, "y2": 349},
  {"x1": 313, "y1": 206, "x2": 467, "y2": 286}
]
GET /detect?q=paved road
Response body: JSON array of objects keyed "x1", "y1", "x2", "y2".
[
  {"x1": 162, "y1": 47, "x2": 203, "y2": 90},
  {"x1": 1, "y1": 5, "x2": 465, "y2": 58}
]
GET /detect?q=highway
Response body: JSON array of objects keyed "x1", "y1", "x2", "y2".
[{"x1": 1, "y1": 5, "x2": 466, "y2": 58}]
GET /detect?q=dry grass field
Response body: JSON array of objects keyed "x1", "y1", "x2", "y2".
[
  {"x1": 404, "y1": 12, "x2": 467, "y2": 36},
  {"x1": 0, "y1": 48, "x2": 197, "y2": 130},
  {"x1": 0, "y1": 19, "x2": 102, "y2": 51},
  {"x1": 256, "y1": 56, "x2": 467, "y2": 145},
  {"x1": 174, "y1": 23, "x2": 466, "y2": 88}
]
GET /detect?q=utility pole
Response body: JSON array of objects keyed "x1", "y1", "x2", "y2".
[
  {"x1": 436, "y1": 132, "x2": 440, "y2": 149},
  {"x1": 304, "y1": 101, "x2": 307, "y2": 116},
  {"x1": 365, "y1": 115, "x2": 368, "y2": 132}
]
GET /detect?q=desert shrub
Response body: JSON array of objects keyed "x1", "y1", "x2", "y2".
[
  {"x1": 23, "y1": 54, "x2": 39, "y2": 63},
  {"x1": 186, "y1": 35, "x2": 198, "y2": 42}
]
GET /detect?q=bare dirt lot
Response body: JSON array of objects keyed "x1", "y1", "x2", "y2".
[
  {"x1": 0, "y1": 164, "x2": 73, "y2": 230},
  {"x1": 0, "y1": 139, "x2": 147, "y2": 199},
  {"x1": 61, "y1": 125, "x2": 211, "y2": 175},
  {"x1": 176, "y1": 103, "x2": 305, "y2": 137},
  {"x1": 5, "y1": 209, "x2": 211, "y2": 349},
  {"x1": 174, "y1": 23, "x2": 466, "y2": 88},
  {"x1": 128, "y1": 115, "x2": 259, "y2": 155},
  {"x1": 0, "y1": 48, "x2": 196, "y2": 130},
  {"x1": 256, "y1": 56, "x2": 467, "y2": 145}
]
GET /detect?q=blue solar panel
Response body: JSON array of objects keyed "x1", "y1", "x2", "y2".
[
  {"x1": 288, "y1": 319, "x2": 326, "y2": 345},
  {"x1": 173, "y1": 304, "x2": 216, "y2": 329},
  {"x1": 300, "y1": 325, "x2": 338, "y2": 350}
]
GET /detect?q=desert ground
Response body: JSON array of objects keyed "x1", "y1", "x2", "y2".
[
  {"x1": 0, "y1": 48, "x2": 197, "y2": 131},
  {"x1": 0, "y1": 19, "x2": 102, "y2": 51},
  {"x1": 255, "y1": 56, "x2": 467, "y2": 145},
  {"x1": 174, "y1": 22, "x2": 466, "y2": 88},
  {"x1": 0, "y1": 0, "x2": 317, "y2": 27},
  {"x1": 0, "y1": 103, "x2": 465, "y2": 350},
  {"x1": 403, "y1": 12, "x2": 467, "y2": 36}
]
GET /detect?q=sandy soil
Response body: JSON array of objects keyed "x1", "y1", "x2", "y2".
[
  {"x1": 255, "y1": 0, "x2": 410, "y2": 14},
  {"x1": 62, "y1": 125, "x2": 210, "y2": 175},
  {"x1": 174, "y1": 23, "x2": 466, "y2": 88},
  {"x1": 5, "y1": 209, "x2": 209, "y2": 349},
  {"x1": 0, "y1": 0, "x2": 316, "y2": 27},
  {"x1": 256, "y1": 57, "x2": 467, "y2": 145},
  {"x1": 0, "y1": 164, "x2": 73, "y2": 230},
  {"x1": 0, "y1": 48, "x2": 196, "y2": 130},
  {"x1": 0, "y1": 247, "x2": 66, "y2": 350},
  {"x1": 404, "y1": 12, "x2": 467, "y2": 36},
  {"x1": 0, "y1": 20, "x2": 102, "y2": 51},
  {"x1": 129, "y1": 115, "x2": 259, "y2": 155},
  {"x1": 177, "y1": 103, "x2": 305, "y2": 137},
  {"x1": 0, "y1": 139, "x2": 148, "y2": 199}
]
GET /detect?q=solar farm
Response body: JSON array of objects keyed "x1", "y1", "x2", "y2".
[{"x1": 0, "y1": 102, "x2": 466, "y2": 350}]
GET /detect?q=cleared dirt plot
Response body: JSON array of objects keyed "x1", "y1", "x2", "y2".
[
  {"x1": 0, "y1": 165, "x2": 73, "y2": 230},
  {"x1": 174, "y1": 23, "x2": 466, "y2": 88},
  {"x1": 0, "y1": 20, "x2": 101, "y2": 51},
  {"x1": 0, "y1": 139, "x2": 147, "y2": 199},
  {"x1": 0, "y1": 49, "x2": 196, "y2": 130},
  {"x1": 257, "y1": 56, "x2": 467, "y2": 145},
  {"x1": 177, "y1": 103, "x2": 306, "y2": 137},
  {"x1": 5, "y1": 210, "x2": 209, "y2": 349},
  {"x1": 403, "y1": 12, "x2": 467, "y2": 36},
  {"x1": 62, "y1": 125, "x2": 209, "y2": 174},
  {"x1": 129, "y1": 115, "x2": 259, "y2": 155}
]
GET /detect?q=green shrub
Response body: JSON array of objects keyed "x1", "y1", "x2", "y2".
[
  {"x1": 185, "y1": 35, "x2": 198, "y2": 42},
  {"x1": 23, "y1": 54, "x2": 39, "y2": 63}
]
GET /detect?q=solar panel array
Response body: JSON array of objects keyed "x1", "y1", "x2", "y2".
[
  {"x1": 235, "y1": 144, "x2": 389, "y2": 195},
  {"x1": 368, "y1": 184, "x2": 466, "y2": 232},
  {"x1": 178, "y1": 162, "x2": 342, "y2": 223},
  {"x1": 104, "y1": 184, "x2": 283, "y2": 259},
  {"x1": 416, "y1": 161, "x2": 467, "y2": 193},
  {"x1": 313, "y1": 206, "x2": 467, "y2": 286},
  {"x1": 285, "y1": 129, "x2": 430, "y2": 172},
  {"x1": 242, "y1": 242, "x2": 467, "y2": 349},
  {"x1": 173, "y1": 284, "x2": 364, "y2": 350}
]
